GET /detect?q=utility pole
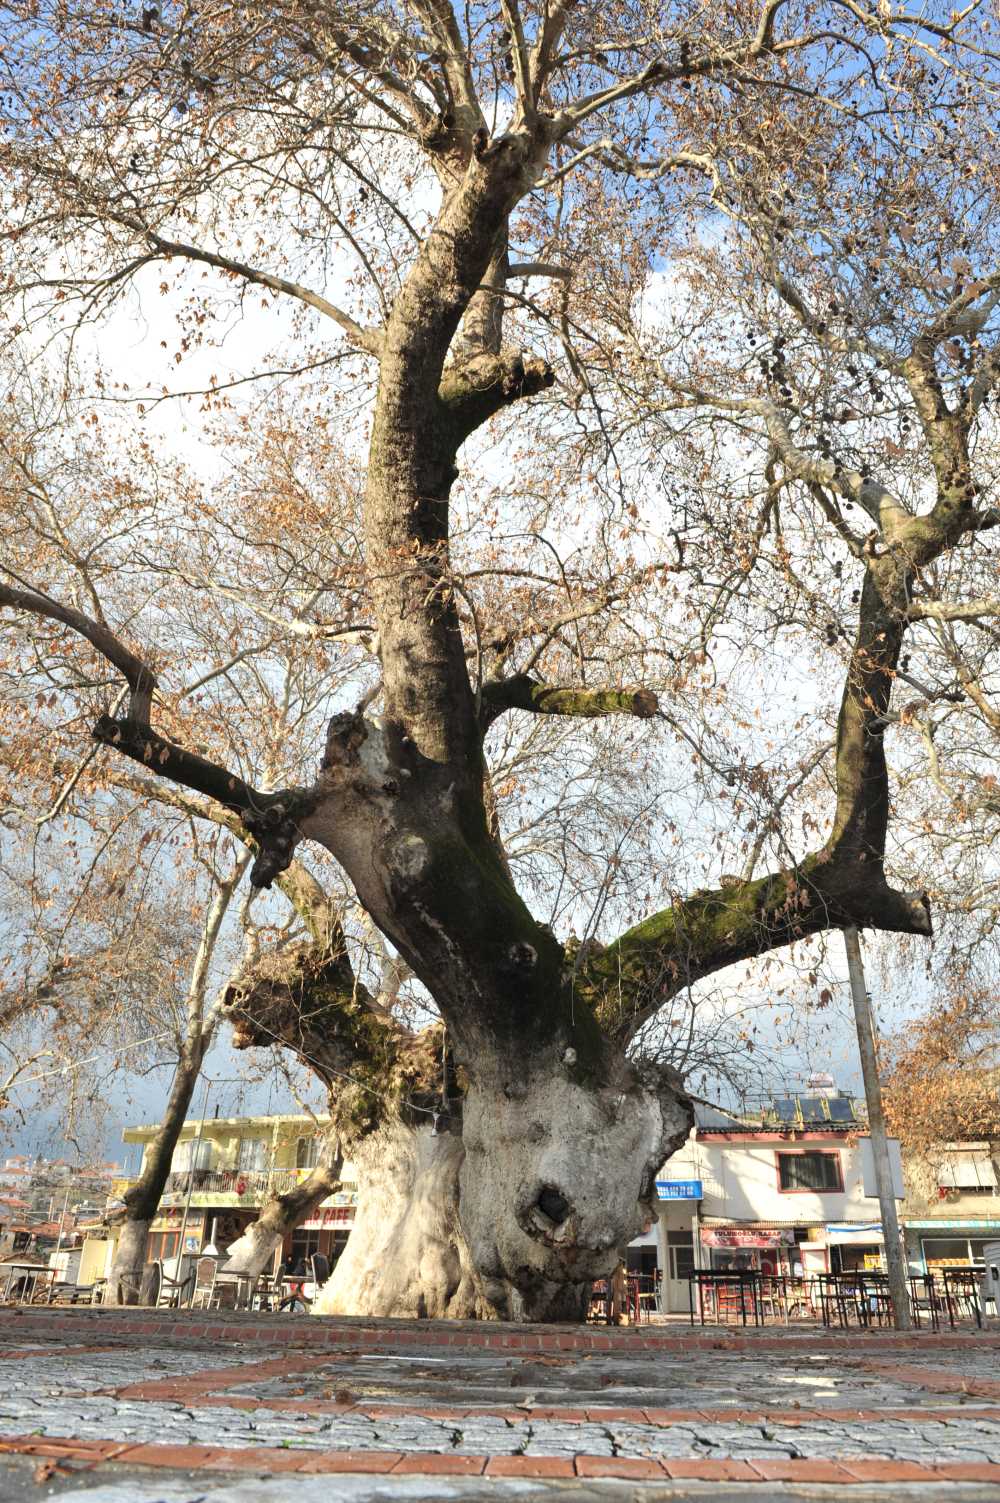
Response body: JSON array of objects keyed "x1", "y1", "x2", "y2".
[
  {"x1": 843, "y1": 926, "x2": 911, "y2": 1331},
  {"x1": 53, "y1": 1184, "x2": 71, "y2": 1256}
]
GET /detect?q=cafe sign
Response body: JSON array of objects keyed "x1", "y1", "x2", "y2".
[
  {"x1": 301, "y1": 1205, "x2": 356, "y2": 1230},
  {"x1": 701, "y1": 1228, "x2": 794, "y2": 1248}
]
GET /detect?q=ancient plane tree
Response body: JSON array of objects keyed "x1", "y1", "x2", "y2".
[{"x1": 1, "y1": 0, "x2": 998, "y2": 1319}]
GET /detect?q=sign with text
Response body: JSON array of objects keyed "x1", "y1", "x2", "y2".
[
  {"x1": 656, "y1": 1180, "x2": 703, "y2": 1200},
  {"x1": 701, "y1": 1227, "x2": 795, "y2": 1248}
]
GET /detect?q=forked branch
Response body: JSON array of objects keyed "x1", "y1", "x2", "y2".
[{"x1": 0, "y1": 580, "x2": 308, "y2": 886}]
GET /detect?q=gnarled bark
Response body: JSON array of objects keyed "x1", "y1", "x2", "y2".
[
  {"x1": 222, "y1": 923, "x2": 485, "y2": 1312},
  {"x1": 461, "y1": 1055, "x2": 691, "y2": 1321},
  {"x1": 313, "y1": 1120, "x2": 487, "y2": 1320}
]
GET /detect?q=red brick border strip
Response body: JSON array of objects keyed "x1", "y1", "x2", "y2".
[
  {"x1": 4, "y1": 1305, "x2": 996, "y2": 1358},
  {"x1": 106, "y1": 1370, "x2": 1000, "y2": 1428},
  {"x1": 3, "y1": 1434, "x2": 1000, "y2": 1485},
  {"x1": 108, "y1": 1352, "x2": 348, "y2": 1402}
]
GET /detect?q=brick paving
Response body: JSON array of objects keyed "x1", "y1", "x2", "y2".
[{"x1": 1, "y1": 1309, "x2": 999, "y2": 1497}]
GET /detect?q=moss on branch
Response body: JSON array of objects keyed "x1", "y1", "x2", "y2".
[
  {"x1": 585, "y1": 857, "x2": 931, "y2": 1040},
  {"x1": 481, "y1": 675, "x2": 658, "y2": 723},
  {"x1": 223, "y1": 942, "x2": 449, "y2": 1138}
]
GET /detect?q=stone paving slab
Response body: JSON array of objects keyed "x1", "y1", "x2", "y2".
[
  {"x1": 3, "y1": 1309, "x2": 1000, "y2": 1497},
  {"x1": 196, "y1": 1348, "x2": 980, "y2": 1410}
]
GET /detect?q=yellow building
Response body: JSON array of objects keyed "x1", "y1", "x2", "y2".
[{"x1": 114, "y1": 1113, "x2": 357, "y2": 1269}]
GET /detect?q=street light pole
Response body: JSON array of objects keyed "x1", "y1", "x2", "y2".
[
  {"x1": 843, "y1": 925, "x2": 911, "y2": 1331},
  {"x1": 176, "y1": 1074, "x2": 212, "y2": 1292}
]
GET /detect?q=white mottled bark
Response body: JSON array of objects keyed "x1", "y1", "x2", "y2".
[
  {"x1": 312, "y1": 1121, "x2": 487, "y2": 1320},
  {"x1": 223, "y1": 1143, "x2": 342, "y2": 1278},
  {"x1": 460, "y1": 1055, "x2": 692, "y2": 1320},
  {"x1": 220, "y1": 1217, "x2": 285, "y2": 1279}
]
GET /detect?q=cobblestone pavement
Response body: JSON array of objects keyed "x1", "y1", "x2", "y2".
[{"x1": 1, "y1": 1309, "x2": 999, "y2": 1499}]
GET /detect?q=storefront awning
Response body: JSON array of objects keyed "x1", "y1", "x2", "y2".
[
  {"x1": 826, "y1": 1223, "x2": 883, "y2": 1244},
  {"x1": 906, "y1": 1218, "x2": 1000, "y2": 1231}
]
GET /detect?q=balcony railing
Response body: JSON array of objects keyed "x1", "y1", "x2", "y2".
[{"x1": 162, "y1": 1167, "x2": 302, "y2": 1198}]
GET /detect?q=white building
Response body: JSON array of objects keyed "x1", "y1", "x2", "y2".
[{"x1": 643, "y1": 1094, "x2": 890, "y2": 1313}]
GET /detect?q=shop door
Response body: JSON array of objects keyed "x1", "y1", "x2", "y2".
[{"x1": 666, "y1": 1239, "x2": 695, "y2": 1313}]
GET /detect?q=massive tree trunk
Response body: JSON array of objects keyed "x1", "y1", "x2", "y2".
[
  {"x1": 222, "y1": 1134, "x2": 344, "y2": 1279},
  {"x1": 222, "y1": 928, "x2": 488, "y2": 1312},
  {"x1": 313, "y1": 1120, "x2": 487, "y2": 1320},
  {"x1": 461, "y1": 1057, "x2": 691, "y2": 1321}
]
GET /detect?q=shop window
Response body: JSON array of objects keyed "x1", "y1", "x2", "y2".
[
  {"x1": 146, "y1": 1231, "x2": 180, "y2": 1264},
  {"x1": 288, "y1": 1228, "x2": 321, "y2": 1271},
  {"x1": 296, "y1": 1135, "x2": 320, "y2": 1169},
  {"x1": 626, "y1": 1245, "x2": 658, "y2": 1276},
  {"x1": 922, "y1": 1237, "x2": 972, "y2": 1267},
  {"x1": 777, "y1": 1151, "x2": 843, "y2": 1192}
]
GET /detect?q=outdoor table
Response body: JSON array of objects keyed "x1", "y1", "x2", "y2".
[
  {"x1": 214, "y1": 1269, "x2": 255, "y2": 1310},
  {"x1": 939, "y1": 1267, "x2": 983, "y2": 1329},
  {"x1": 250, "y1": 1273, "x2": 277, "y2": 1311},
  {"x1": 687, "y1": 1271, "x2": 763, "y2": 1328},
  {"x1": 815, "y1": 1272, "x2": 869, "y2": 1328},
  {"x1": 1, "y1": 1262, "x2": 57, "y2": 1304}
]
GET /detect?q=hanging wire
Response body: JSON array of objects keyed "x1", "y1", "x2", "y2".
[
  {"x1": 6, "y1": 1030, "x2": 177, "y2": 1090},
  {"x1": 238, "y1": 1007, "x2": 445, "y2": 1121}
]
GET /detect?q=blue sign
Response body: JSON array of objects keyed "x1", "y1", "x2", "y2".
[{"x1": 656, "y1": 1180, "x2": 703, "y2": 1200}]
